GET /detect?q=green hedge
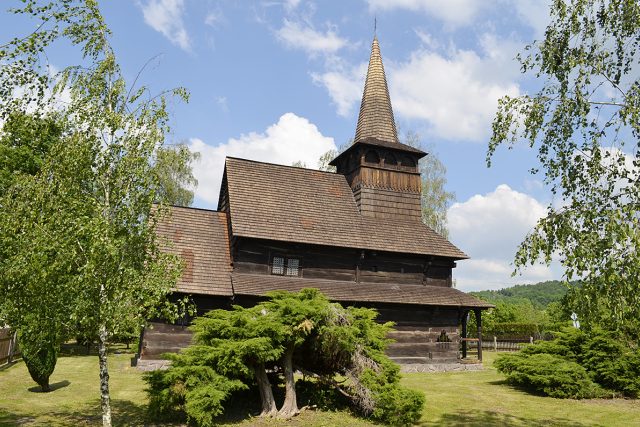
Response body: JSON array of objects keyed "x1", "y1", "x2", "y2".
[{"x1": 495, "y1": 327, "x2": 640, "y2": 399}]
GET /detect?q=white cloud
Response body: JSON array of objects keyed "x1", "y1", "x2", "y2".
[
  {"x1": 312, "y1": 32, "x2": 522, "y2": 140},
  {"x1": 389, "y1": 33, "x2": 521, "y2": 141},
  {"x1": 139, "y1": 0, "x2": 191, "y2": 51},
  {"x1": 189, "y1": 113, "x2": 336, "y2": 205},
  {"x1": 367, "y1": 0, "x2": 485, "y2": 27},
  {"x1": 512, "y1": 0, "x2": 551, "y2": 39},
  {"x1": 204, "y1": 9, "x2": 223, "y2": 27},
  {"x1": 283, "y1": 0, "x2": 301, "y2": 12},
  {"x1": 448, "y1": 184, "x2": 562, "y2": 291},
  {"x1": 276, "y1": 19, "x2": 349, "y2": 56},
  {"x1": 311, "y1": 62, "x2": 367, "y2": 117}
]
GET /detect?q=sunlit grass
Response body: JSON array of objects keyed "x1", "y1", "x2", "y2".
[{"x1": 1, "y1": 349, "x2": 638, "y2": 426}]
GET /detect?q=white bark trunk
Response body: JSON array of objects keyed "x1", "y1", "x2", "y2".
[{"x1": 98, "y1": 324, "x2": 112, "y2": 427}]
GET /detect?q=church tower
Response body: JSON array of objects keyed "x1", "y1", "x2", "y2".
[{"x1": 330, "y1": 36, "x2": 426, "y2": 221}]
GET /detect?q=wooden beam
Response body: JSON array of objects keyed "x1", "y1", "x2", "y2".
[
  {"x1": 461, "y1": 310, "x2": 468, "y2": 359},
  {"x1": 474, "y1": 308, "x2": 483, "y2": 362}
]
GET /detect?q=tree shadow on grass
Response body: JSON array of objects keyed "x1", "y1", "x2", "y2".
[
  {"x1": 419, "y1": 410, "x2": 600, "y2": 427},
  {"x1": 0, "y1": 409, "x2": 35, "y2": 426},
  {"x1": 28, "y1": 380, "x2": 70, "y2": 393},
  {"x1": 57, "y1": 399, "x2": 150, "y2": 425}
]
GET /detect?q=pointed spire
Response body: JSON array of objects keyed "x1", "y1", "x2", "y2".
[{"x1": 354, "y1": 36, "x2": 399, "y2": 144}]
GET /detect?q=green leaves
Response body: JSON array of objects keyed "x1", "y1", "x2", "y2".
[{"x1": 487, "y1": 0, "x2": 640, "y2": 340}]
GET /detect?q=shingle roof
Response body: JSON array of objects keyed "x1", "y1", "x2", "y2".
[
  {"x1": 355, "y1": 36, "x2": 399, "y2": 144},
  {"x1": 156, "y1": 206, "x2": 233, "y2": 296},
  {"x1": 224, "y1": 157, "x2": 468, "y2": 259},
  {"x1": 328, "y1": 137, "x2": 426, "y2": 167},
  {"x1": 232, "y1": 273, "x2": 493, "y2": 308}
]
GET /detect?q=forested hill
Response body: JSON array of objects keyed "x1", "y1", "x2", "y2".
[{"x1": 471, "y1": 281, "x2": 567, "y2": 309}]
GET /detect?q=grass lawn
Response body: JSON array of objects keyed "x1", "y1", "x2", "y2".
[{"x1": 1, "y1": 349, "x2": 639, "y2": 426}]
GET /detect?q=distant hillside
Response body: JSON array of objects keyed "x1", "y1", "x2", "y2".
[{"x1": 471, "y1": 280, "x2": 568, "y2": 309}]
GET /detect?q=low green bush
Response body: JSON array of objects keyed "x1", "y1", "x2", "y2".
[
  {"x1": 145, "y1": 362, "x2": 247, "y2": 426},
  {"x1": 494, "y1": 353, "x2": 605, "y2": 399},
  {"x1": 369, "y1": 383, "x2": 425, "y2": 426},
  {"x1": 581, "y1": 330, "x2": 640, "y2": 398}
]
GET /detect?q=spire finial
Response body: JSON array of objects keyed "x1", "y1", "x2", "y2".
[{"x1": 374, "y1": 16, "x2": 377, "y2": 37}]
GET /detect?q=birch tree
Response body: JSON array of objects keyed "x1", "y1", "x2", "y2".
[
  {"x1": 0, "y1": 1, "x2": 188, "y2": 425},
  {"x1": 488, "y1": 0, "x2": 640, "y2": 340}
]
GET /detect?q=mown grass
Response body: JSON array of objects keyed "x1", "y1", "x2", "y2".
[{"x1": 1, "y1": 349, "x2": 639, "y2": 426}]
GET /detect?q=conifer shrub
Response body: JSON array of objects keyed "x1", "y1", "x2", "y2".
[
  {"x1": 18, "y1": 328, "x2": 59, "y2": 392},
  {"x1": 581, "y1": 330, "x2": 640, "y2": 398},
  {"x1": 144, "y1": 289, "x2": 425, "y2": 425},
  {"x1": 494, "y1": 353, "x2": 605, "y2": 398},
  {"x1": 145, "y1": 362, "x2": 247, "y2": 426}
]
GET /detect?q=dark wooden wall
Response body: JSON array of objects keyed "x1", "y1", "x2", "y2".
[
  {"x1": 232, "y1": 238, "x2": 454, "y2": 287},
  {"x1": 142, "y1": 295, "x2": 463, "y2": 364}
]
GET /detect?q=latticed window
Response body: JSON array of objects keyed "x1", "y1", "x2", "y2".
[
  {"x1": 271, "y1": 256, "x2": 301, "y2": 277},
  {"x1": 286, "y1": 258, "x2": 299, "y2": 276},
  {"x1": 272, "y1": 256, "x2": 285, "y2": 275}
]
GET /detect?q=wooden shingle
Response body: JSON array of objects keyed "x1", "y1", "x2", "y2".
[
  {"x1": 156, "y1": 206, "x2": 232, "y2": 296},
  {"x1": 224, "y1": 157, "x2": 468, "y2": 259},
  {"x1": 232, "y1": 273, "x2": 493, "y2": 308}
]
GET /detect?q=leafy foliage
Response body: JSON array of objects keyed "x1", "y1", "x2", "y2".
[
  {"x1": 471, "y1": 281, "x2": 568, "y2": 310},
  {"x1": 402, "y1": 130, "x2": 454, "y2": 238},
  {"x1": 145, "y1": 363, "x2": 247, "y2": 426},
  {"x1": 145, "y1": 290, "x2": 424, "y2": 425},
  {"x1": 488, "y1": 0, "x2": 640, "y2": 340},
  {"x1": 496, "y1": 327, "x2": 640, "y2": 398},
  {"x1": 18, "y1": 325, "x2": 59, "y2": 392},
  {"x1": 0, "y1": 1, "x2": 196, "y2": 424},
  {"x1": 495, "y1": 353, "x2": 604, "y2": 399},
  {"x1": 152, "y1": 144, "x2": 200, "y2": 207}
]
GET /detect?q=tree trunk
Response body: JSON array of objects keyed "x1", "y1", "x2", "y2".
[
  {"x1": 40, "y1": 381, "x2": 50, "y2": 392},
  {"x1": 253, "y1": 362, "x2": 277, "y2": 417},
  {"x1": 98, "y1": 324, "x2": 112, "y2": 427},
  {"x1": 277, "y1": 345, "x2": 299, "y2": 418}
]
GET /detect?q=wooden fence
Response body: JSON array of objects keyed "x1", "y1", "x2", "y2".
[
  {"x1": 480, "y1": 336, "x2": 535, "y2": 352},
  {"x1": 0, "y1": 328, "x2": 20, "y2": 366}
]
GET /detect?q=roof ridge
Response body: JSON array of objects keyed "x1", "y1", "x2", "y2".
[{"x1": 225, "y1": 156, "x2": 342, "y2": 175}]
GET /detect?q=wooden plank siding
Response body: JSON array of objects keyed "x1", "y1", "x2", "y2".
[{"x1": 233, "y1": 238, "x2": 453, "y2": 287}]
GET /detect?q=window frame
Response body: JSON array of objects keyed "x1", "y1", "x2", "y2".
[{"x1": 270, "y1": 254, "x2": 303, "y2": 277}]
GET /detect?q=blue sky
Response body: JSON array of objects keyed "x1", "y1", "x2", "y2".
[{"x1": 0, "y1": 0, "x2": 565, "y2": 291}]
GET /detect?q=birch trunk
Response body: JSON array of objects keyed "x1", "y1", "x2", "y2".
[
  {"x1": 98, "y1": 323, "x2": 112, "y2": 427},
  {"x1": 253, "y1": 363, "x2": 277, "y2": 417},
  {"x1": 277, "y1": 345, "x2": 299, "y2": 418}
]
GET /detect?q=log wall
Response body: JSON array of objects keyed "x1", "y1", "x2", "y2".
[{"x1": 233, "y1": 239, "x2": 453, "y2": 287}]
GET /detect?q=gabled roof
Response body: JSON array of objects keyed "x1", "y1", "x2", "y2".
[
  {"x1": 232, "y1": 273, "x2": 493, "y2": 308},
  {"x1": 155, "y1": 206, "x2": 233, "y2": 296},
  {"x1": 355, "y1": 36, "x2": 399, "y2": 144},
  {"x1": 223, "y1": 157, "x2": 468, "y2": 259}
]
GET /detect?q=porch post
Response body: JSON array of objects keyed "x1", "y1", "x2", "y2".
[
  {"x1": 474, "y1": 308, "x2": 483, "y2": 362},
  {"x1": 461, "y1": 310, "x2": 468, "y2": 359}
]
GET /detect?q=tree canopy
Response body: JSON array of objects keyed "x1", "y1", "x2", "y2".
[
  {"x1": 0, "y1": 1, "x2": 194, "y2": 425},
  {"x1": 488, "y1": 0, "x2": 640, "y2": 340},
  {"x1": 146, "y1": 289, "x2": 424, "y2": 426}
]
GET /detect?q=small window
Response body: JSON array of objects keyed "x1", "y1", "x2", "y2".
[
  {"x1": 364, "y1": 150, "x2": 380, "y2": 164},
  {"x1": 286, "y1": 258, "x2": 299, "y2": 276},
  {"x1": 400, "y1": 156, "x2": 416, "y2": 167},
  {"x1": 272, "y1": 256, "x2": 285, "y2": 275},
  {"x1": 271, "y1": 255, "x2": 301, "y2": 277}
]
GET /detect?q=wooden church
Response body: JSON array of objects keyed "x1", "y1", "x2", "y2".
[{"x1": 141, "y1": 36, "x2": 492, "y2": 369}]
